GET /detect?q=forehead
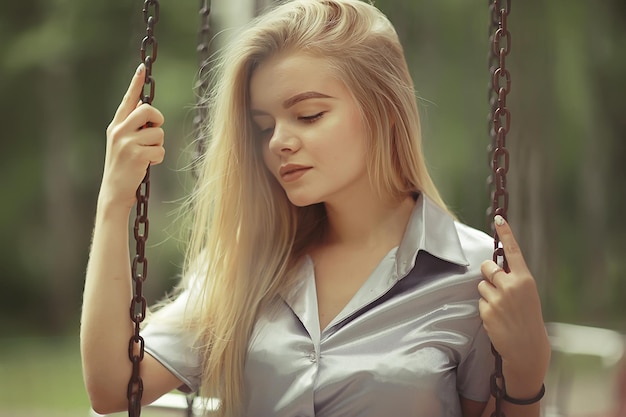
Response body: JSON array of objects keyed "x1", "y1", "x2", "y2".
[{"x1": 249, "y1": 53, "x2": 349, "y2": 109}]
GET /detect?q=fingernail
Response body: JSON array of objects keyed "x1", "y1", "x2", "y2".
[
  {"x1": 136, "y1": 63, "x2": 144, "y2": 75},
  {"x1": 494, "y1": 215, "x2": 505, "y2": 226}
]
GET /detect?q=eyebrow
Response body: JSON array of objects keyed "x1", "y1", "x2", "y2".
[
  {"x1": 251, "y1": 91, "x2": 333, "y2": 116},
  {"x1": 283, "y1": 91, "x2": 333, "y2": 109}
]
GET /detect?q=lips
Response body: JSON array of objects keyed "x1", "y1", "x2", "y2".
[{"x1": 279, "y1": 164, "x2": 311, "y2": 181}]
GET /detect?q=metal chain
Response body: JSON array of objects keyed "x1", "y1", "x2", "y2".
[
  {"x1": 128, "y1": 1, "x2": 159, "y2": 416},
  {"x1": 487, "y1": 1, "x2": 511, "y2": 416},
  {"x1": 192, "y1": 0, "x2": 212, "y2": 178}
]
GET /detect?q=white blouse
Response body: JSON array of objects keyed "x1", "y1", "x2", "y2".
[{"x1": 143, "y1": 194, "x2": 495, "y2": 416}]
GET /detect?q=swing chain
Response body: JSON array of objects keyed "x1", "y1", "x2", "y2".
[
  {"x1": 192, "y1": 0, "x2": 212, "y2": 178},
  {"x1": 141, "y1": 0, "x2": 160, "y2": 105},
  {"x1": 128, "y1": 2, "x2": 160, "y2": 417},
  {"x1": 488, "y1": 1, "x2": 511, "y2": 417}
]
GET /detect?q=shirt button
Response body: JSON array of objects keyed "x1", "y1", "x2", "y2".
[{"x1": 308, "y1": 351, "x2": 317, "y2": 363}]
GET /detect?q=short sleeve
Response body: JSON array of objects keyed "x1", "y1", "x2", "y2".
[
  {"x1": 456, "y1": 321, "x2": 493, "y2": 402},
  {"x1": 142, "y1": 290, "x2": 202, "y2": 393}
]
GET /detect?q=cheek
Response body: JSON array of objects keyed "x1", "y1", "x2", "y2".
[{"x1": 340, "y1": 114, "x2": 370, "y2": 157}]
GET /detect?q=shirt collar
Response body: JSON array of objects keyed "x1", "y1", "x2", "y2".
[{"x1": 395, "y1": 193, "x2": 470, "y2": 278}]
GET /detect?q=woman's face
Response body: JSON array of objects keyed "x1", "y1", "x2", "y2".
[{"x1": 249, "y1": 52, "x2": 371, "y2": 208}]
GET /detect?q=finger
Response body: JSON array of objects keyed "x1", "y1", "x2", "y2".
[
  {"x1": 114, "y1": 129, "x2": 165, "y2": 167},
  {"x1": 118, "y1": 104, "x2": 165, "y2": 133},
  {"x1": 477, "y1": 279, "x2": 498, "y2": 301},
  {"x1": 478, "y1": 298, "x2": 496, "y2": 331},
  {"x1": 130, "y1": 126, "x2": 165, "y2": 147},
  {"x1": 112, "y1": 63, "x2": 146, "y2": 126},
  {"x1": 480, "y1": 260, "x2": 504, "y2": 286},
  {"x1": 494, "y1": 215, "x2": 529, "y2": 273},
  {"x1": 145, "y1": 145, "x2": 166, "y2": 165}
]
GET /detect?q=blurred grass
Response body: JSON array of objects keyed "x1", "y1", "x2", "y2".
[{"x1": 0, "y1": 334, "x2": 90, "y2": 415}]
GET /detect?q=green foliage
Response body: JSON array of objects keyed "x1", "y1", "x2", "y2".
[
  {"x1": 0, "y1": 0, "x2": 624, "y2": 337},
  {"x1": 0, "y1": 336, "x2": 89, "y2": 413}
]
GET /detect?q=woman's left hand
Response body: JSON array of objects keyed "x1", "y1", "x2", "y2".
[{"x1": 478, "y1": 215, "x2": 551, "y2": 398}]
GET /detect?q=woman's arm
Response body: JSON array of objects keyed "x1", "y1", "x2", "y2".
[
  {"x1": 80, "y1": 64, "x2": 180, "y2": 414},
  {"x1": 471, "y1": 215, "x2": 551, "y2": 417}
]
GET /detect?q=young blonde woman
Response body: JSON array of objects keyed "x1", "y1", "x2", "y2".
[{"x1": 81, "y1": 1, "x2": 551, "y2": 416}]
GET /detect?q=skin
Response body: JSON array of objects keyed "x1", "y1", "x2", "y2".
[
  {"x1": 250, "y1": 54, "x2": 419, "y2": 333},
  {"x1": 251, "y1": 53, "x2": 371, "y2": 211},
  {"x1": 250, "y1": 52, "x2": 550, "y2": 417},
  {"x1": 82, "y1": 57, "x2": 550, "y2": 416},
  {"x1": 475, "y1": 215, "x2": 551, "y2": 417},
  {"x1": 251, "y1": 53, "x2": 419, "y2": 330},
  {"x1": 81, "y1": 64, "x2": 183, "y2": 414}
]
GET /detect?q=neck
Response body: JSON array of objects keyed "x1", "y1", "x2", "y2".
[{"x1": 322, "y1": 191, "x2": 416, "y2": 250}]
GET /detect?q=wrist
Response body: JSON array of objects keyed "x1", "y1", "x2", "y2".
[
  {"x1": 96, "y1": 195, "x2": 133, "y2": 222},
  {"x1": 504, "y1": 383, "x2": 545, "y2": 405},
  {"x1": 97, "y1": 186, "x2": 135, "y2": 214},
  {"x1": 501, "y1": 362, "x2": 546, "y2": 401},
  {"x1": 501, "y1": 336, "x2": 550, "y2": 399}
]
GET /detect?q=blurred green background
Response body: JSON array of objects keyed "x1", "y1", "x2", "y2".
[{"x1": 1, "y1": 0, "x2": 625, "y2": 415}]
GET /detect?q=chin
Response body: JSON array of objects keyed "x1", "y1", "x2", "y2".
[
  {"x1": 285, "y1": 193, "x2": 323, "y2": 208},
  {"x1": 288, "y1": 199, "x2": 321, "y2": 208}
]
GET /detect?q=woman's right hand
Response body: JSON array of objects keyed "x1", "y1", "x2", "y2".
[
  {"x1": 100, "y1": 63, "x2": 165, "y2": 210},
  {"x1": 82, "y1": 65, "x2": 181, "y2": 415}
]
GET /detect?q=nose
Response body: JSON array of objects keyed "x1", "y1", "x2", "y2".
[{"x1": 267, "y1": 123, "x2": 300, "y2": 155}]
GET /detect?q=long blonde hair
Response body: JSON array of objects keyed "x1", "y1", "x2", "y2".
[{"x1": 180, "y1": 0, "x2": 448, "y2": 415}]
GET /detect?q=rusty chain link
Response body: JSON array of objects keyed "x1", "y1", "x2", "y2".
[
  {"x1": 140, "y1": 0, "x2": 159, "y2": 105},
  {"x1": 128, "y1": 1, "x2": 159, "y2": 416},
  {"x1": 192, "y1": 0, "x2": 212, "y2": 178},
  {"x1": 487, "y1": 1, "x2": 511, "y2": 416},
  {"x1": 126, "y1": 2, "x2": 516, "y2": 417}
]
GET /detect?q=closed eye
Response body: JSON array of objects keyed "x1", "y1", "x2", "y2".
[
  {"x1": 299, "y1": 112, "x2": 325, "y2": 123},
  {"x1": 257, "y1": 126, "x2": 274, "y2": 141}
]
